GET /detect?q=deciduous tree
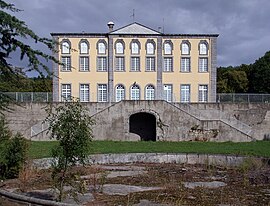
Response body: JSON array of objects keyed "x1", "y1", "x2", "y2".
[{"x1": 45, "y1": 98, "x2": 94, "y2": 202}]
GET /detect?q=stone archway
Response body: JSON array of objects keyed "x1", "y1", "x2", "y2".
[{"x1": 129, "y1": 112, "x2": 156, "y2": 141}]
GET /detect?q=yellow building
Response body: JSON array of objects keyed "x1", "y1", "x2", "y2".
[{"x1": 51, "y1": 22, "x2": 218, "y2": 103}]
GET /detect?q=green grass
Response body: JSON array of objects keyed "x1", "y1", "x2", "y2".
[{"x1": 29, "y1": 140, "x2": 270, "y2": 159}]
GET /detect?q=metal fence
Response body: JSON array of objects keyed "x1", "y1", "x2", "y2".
[
  {"x1": 1, "y1": 92, "x2": 270, "y2": 103},
  {"x1": 2, "y1": 92, "x2": 53, "y2": 102},
  {"x1": 217, "y1": 93, "x2": 270, "y2": 103}
]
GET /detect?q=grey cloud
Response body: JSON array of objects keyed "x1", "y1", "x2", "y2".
[{"x1": 7, "y1": 0, "x2": 270, "y2": 69}]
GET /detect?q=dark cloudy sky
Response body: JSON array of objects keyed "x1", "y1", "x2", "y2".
[{"x1": 8, "y1": 0, "x2": 270, "y2": 69}]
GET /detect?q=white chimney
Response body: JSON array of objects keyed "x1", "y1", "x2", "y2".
[{"x1": 107, "y1": 21, "x2": 115, "y2": 32}]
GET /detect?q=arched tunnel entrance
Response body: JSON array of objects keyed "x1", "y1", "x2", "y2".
[{"x1": 129, "y1": 112, "x2": 156, "y2": 141}]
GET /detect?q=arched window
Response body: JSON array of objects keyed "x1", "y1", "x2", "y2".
[
  {"x1": 145, "y1": 85, "x2": 155, "y2": 100},
  {"x1": 116, "y1": 42, "x2": 124, "y2": 54},
  {"x1": 131, "y1": 42, "x2": 139, "y2": 54},
  {"x1": 130, "y1": 84, "x2": 140, "y2": 100},
  {"x1": 146, "y1": 43, "x2": 154, "y2": 55},
  {"x1": 80, "y1": 41, "x2": 88, "y2": 54},
  {"x1": 164, "y1": 42, "x2": 172, "y2": 55},
  {"x1": 62, "y1": 41, "x2": 70, "y2": 54},
  {"x1": 115, "y1": 84, "x2": 125, "y2": 102},
  {"x1": 98, "y1": 42, "x2": 106, "y2": 54},
  {"x1": 199, "y1": 41, "x2": 208, "y2": 55},
  {"x1": 181, "y1": 41, "x2": 190, "y2": 55}
]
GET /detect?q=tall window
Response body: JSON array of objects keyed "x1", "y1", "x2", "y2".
[
  {"x1": 80, "y1": 84, "x2": 90, "y2": 102},
  {"x1": 145, "y1": 85, "x2": 155, "y2": 100},
  {"x1": 163, "y1": 84, "x2": 172, "y2": 102},
  {"x1": 199, "y1": 85, "x2": 208, "y2": 102},
  {"x1": 180, "y1": 84, "x2": 190, "y2": 103},
  {"x1": 131, "y1": 42, "x2": 139, "y2": 54},
  {"x1": 61, "y1": 41, "x2": 70, "y2": 54},
  {"x1": 80, "y1": 41, "x2": 88, "y2": 54},
  {"x1": 146, "y1": 42, "x2": 154, "y2": 55},
  {"x1": 130, "y1": 84, "x2": 140, "y2": 100},
  {"x1": 79, "y1": 57, "x2": 89, "y2": 71},
  {"x1": 199, "y1": 57, "x2": 208, "y2": 72},
  {"x1": 181, "y1": 42, "x2": 190, "y2": 55},
  {"x1": 61, "y1": 56, "x2": 71, "y2": 71},
  {"x1": 146, "y1": 57, "x2": 155, "y2": 71},
  {"x1": 98, "y1": 42, "x2": 106, "y2": 54},
  {"x1": 164, "y1": 57, "x2": 173, "y2": 72},
  {"x1": 98, "y1": 84, "x2": 107, "y2": 102},
  {"x1": 115, "y1": 84, "x2": 125, "y2": 102},
  {"x1": 164, "y1": 42, "x2": 172, "y2": 55},
  {"x1": 116, "y1": 42, "x2": 124, "y2": 54},
  {"x1": 199, "y1": 42, "x2": 208, "y2": 55},
  {"x1": 181, "y1": 57, "x2": 190, "y2": 72},
  {"x1": 131, "y1": 57, "x2": 140, "y2": 71},
  {"x1": 97, "y1": 57, "x2": 107, "y2": 71},
  {"x1": 61, "y1": 84, "x2": 71, "y2": 101},
  {"x1": 115, "y1": 57, "x2": 125, "y2": 71}
]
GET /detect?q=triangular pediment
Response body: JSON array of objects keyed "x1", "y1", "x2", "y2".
[{"x1": 110, "y1": 22, "x2": 161, "y2": 35}]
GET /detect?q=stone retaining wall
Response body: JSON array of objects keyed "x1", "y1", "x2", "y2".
[{"x1": 33, "y1": 153, "x2": 268, "y2": 169}]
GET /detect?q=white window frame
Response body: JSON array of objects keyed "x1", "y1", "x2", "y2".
[
  {"x1": 145, "y1": 85, "x2": 155, "y2": 100},
  {"x1": 79, "y1": 84, "x2": 90, "y2": 102},
  {"x1": 181, "y1": 57, "x2": 190, "y2": 72},
  {"x1": 164, "y1": 43, "x2": 172, "y2": 55},
  {"x1": 130, "y1": 85, "x2": 140, "y2": 100},
  {"x1": 131, "y1": 42, "x2": 139, "y2": 54},
  {"x1": 97, "y1": 57, "x2": 107, "y2": 71},
  {"x1": 97, "y1": 84, "x2": 107, "y2": 102},
  {"x1": 146, "y1": 42, "x2": 154, "y2": 55},
  {"x1": 163, "y1": 57, "x2": 173, "y2": 72},
  {"x1": 98, "y1": 42, "x2": 106, "y2": 54},
  {"x1": 115, "y1": 84, "x2": 125, "y2": 102},
  {"x1": 199, "y1": 42, "x2": 208, "y2": 55},
  {"x1": 61, "y1": 84, "x2": 71, "y2": 101},
  {"x1": 62, "y1": 41, "x2": 70, "y2": 54},
  {"x1": 181, "y1": 43, "x2": 190, "y2": 55},
  {"x1": 199, "y1": 85, "x2": 208, "y2": 102},
  {"x1": 115, "y1": 57, "x2": 125, "y2": 71},
  {"x1": 180, "y1": 84, "x2": 190, "y2": 103},
  {"x1": 130, "y1": 57, "x2": 140, "y2": 71},
  {"x1": 80, "y1": 41, "x2": 88, "y2": 54},
  {"x1": 199, "y1": 57, "x2": 208, "y2": 72},
  {"x1": 116, "y1": 42, "x2": 124, "y2": 54},
  {"x1": 61, "y1": 56, "x2": 71, "y2": 71},
  {"x1": 79, "y1": 56, "x2": 89, "y2": 71},
  {"x1": 163, "y1": 84, "x2": 172, "y2": 102},
  {"x1": 146, "y1": 57, "x2": 155, "y2": 71}
]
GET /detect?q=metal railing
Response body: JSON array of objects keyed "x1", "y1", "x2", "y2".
[
  {"x1": 1, "y1": 92, "x2": 270, "y2": 103},
  {"x1": 217, "y1": 93, "x2": 270, "y2": 103},
  {"x1": 2, "y1": 92, "x2": 53, "y2": 102}
]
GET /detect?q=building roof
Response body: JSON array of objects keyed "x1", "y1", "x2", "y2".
[
  {"x1": 51, "y1": 22, "x2": 219, "y2": 37},
  {"x1": 109, "y1": 22, "x2": 161, "y2": 35}
]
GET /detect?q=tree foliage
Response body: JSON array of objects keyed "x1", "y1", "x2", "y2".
[
  {"x1": 0, "y1": 0, "x2": 59, "y2": 77},
  {"x1": 0, "y1": 116, "x2": 28, "y2": 179},
  {"x1": 217, "y1": 51, "x2": 270, "y2": 93},
  {"x1": 45, "y1": 98, "x2": 94, "y2": 202},
  {"x1": 249, "y1": 51, "x2": 270, "y2": 93},
  {"x1": 217, "y1": 66, "x2": 249, "y2": 93},
  {"x1": 0, "y1": 73, "x2": 52, "y2": 92}
]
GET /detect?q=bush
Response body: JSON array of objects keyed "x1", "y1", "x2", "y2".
[{"x1": 0, "y1": 116, "x2": 29, "y2": 179}]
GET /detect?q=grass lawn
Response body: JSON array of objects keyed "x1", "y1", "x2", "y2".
[{"x1": 29, "y1": 140, "x2": 270, "y2": 159}]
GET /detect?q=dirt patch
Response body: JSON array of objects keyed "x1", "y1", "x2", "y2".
[{"x1": 1, "y1": 162, "x2": 270, "y2": 205}]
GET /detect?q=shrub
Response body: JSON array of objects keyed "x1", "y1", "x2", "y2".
[{"x1": 0, "y1": 115, "x2": 29, "y2": 179}]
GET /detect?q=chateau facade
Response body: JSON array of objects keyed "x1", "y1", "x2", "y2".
[{"x1": 51, "y1": 22, "x2": 218, "y2": 103}]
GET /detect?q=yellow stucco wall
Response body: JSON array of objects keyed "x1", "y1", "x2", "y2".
[{"x1": 57, "y1": 36, "x2": 212, "y2": 102}]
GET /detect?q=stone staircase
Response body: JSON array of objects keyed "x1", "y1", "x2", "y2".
[{"x1": 173, "y1": 103, "x2": 254, "y2": 140}]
